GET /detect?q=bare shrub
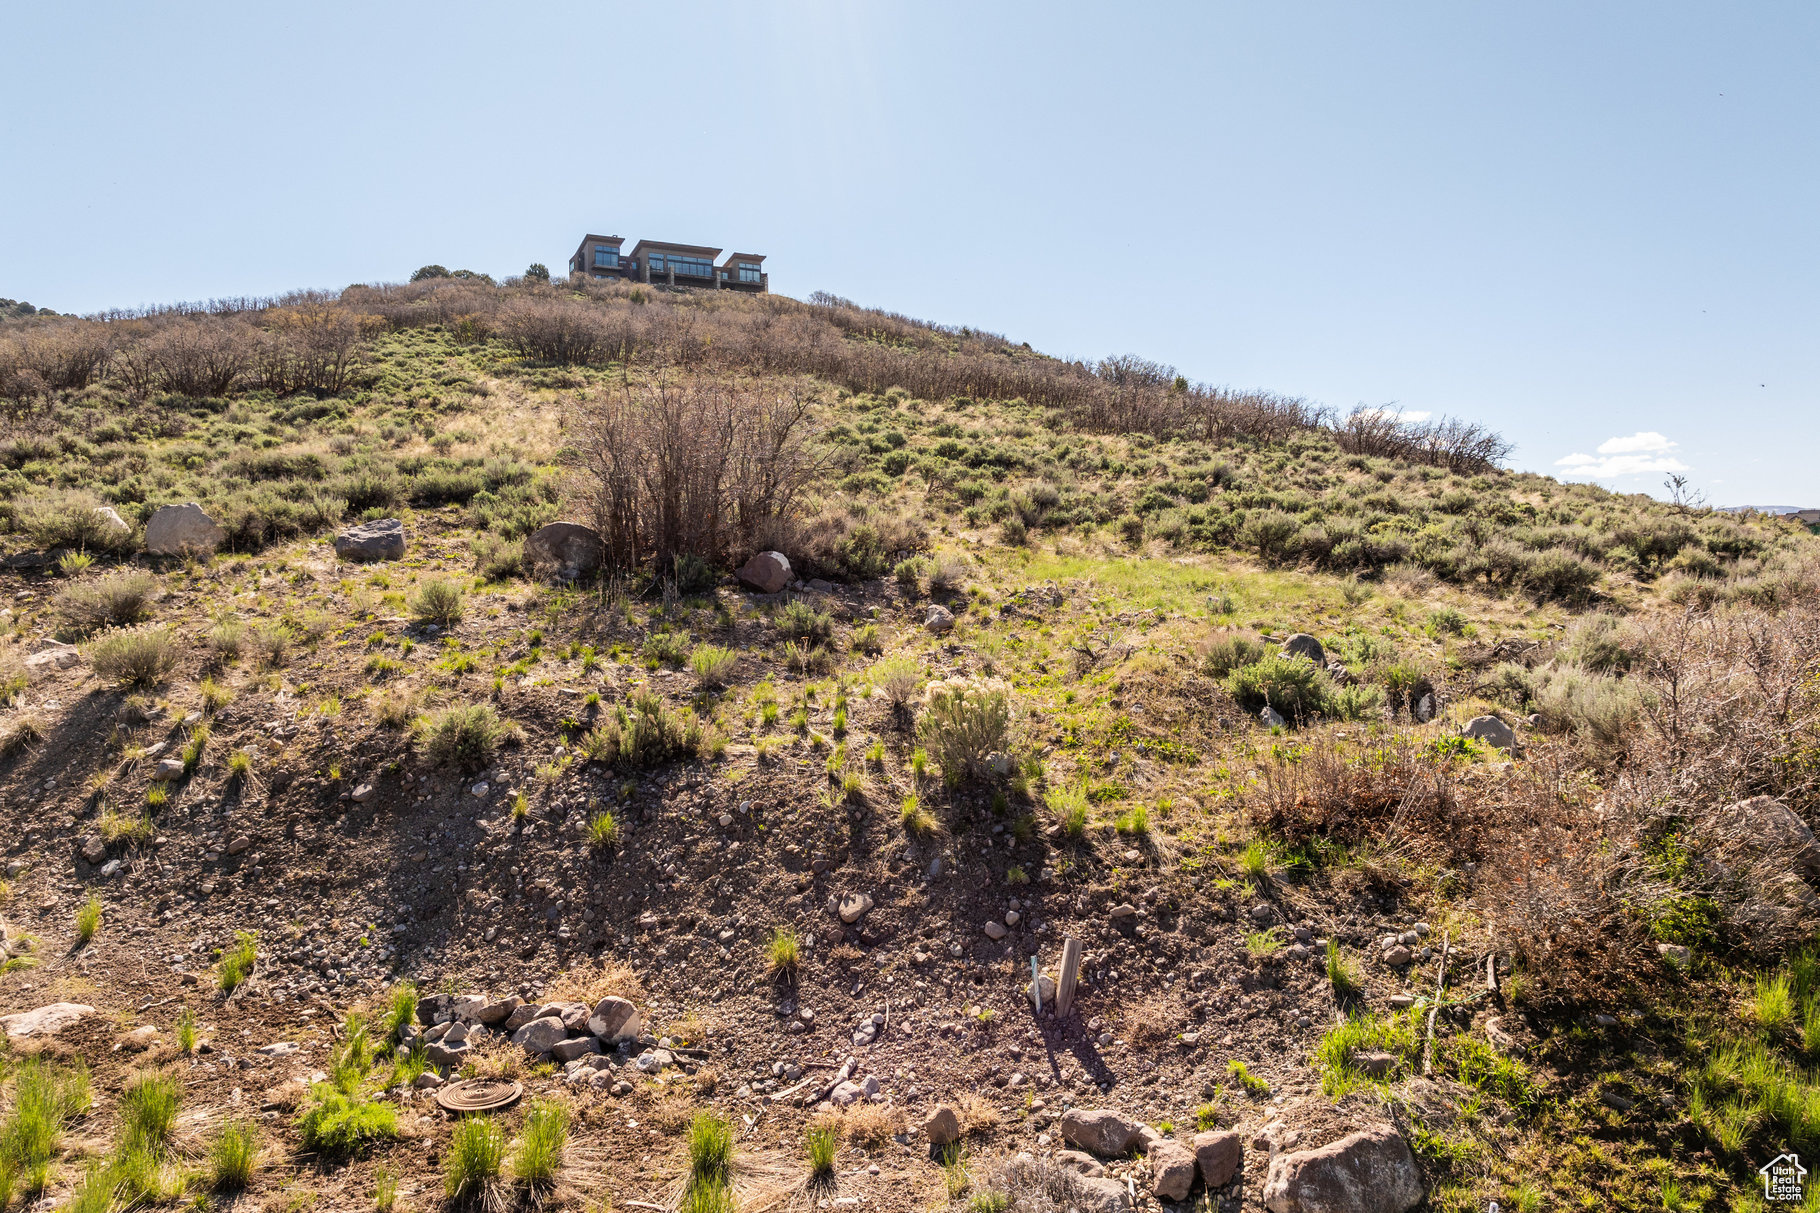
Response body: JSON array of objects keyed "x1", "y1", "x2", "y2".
[
  {"x1": 577, "y1": 379, "x2": 823, "y2": 572},
  {"x1": 138, "y1": 319, "x2": 255, "y2": 396},
  {"x1": 499, "y1": 296, "x2": 613, "y2": 365},
  {"x1": 8, "y1": 320, "x2": 115, "y2": 391},
  {"x1": 255, "y1": 303, "x2": 378, "y2": 394}
]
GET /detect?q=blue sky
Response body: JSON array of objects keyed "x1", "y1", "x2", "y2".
[{"x1": 2, "y1": 1, "x2": 1814, "y2": 504}]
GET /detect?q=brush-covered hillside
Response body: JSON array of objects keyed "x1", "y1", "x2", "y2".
[{"x1": 0, "y1": 277, "x2": 1817, "y2": 1213}]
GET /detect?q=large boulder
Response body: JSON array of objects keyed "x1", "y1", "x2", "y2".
[
  {"x1": 1281, "y1": 633, "x2": 1327, "y2": 666},
  {"x1": 1463, "y1": 715, "x2": 1517, "y2": 750},
  {"x1": 1262, "y1": 1125, "x2": 1424, "y2": 1213},
  {"x1": 333, "y1": 518, "x2": 406, "y2": 562},
  {"x1": 736, "y1": 551, "x2": 792, "y2": 594},
  {"x1": 144, "y1": 503, "x2": 224, "y2": 556},
  {"x1": 1194, "y1": 1130, "x2": 1244, "y2": 1186},
  {"x1": 525, "y1": 522, "x2": 605, "y2": 577},
  {"x1": 510, "y1": 1016, "x2": 570, "y2": 1054},
  {"x1": 1059, "y1": 1107, "x2": 1145, "y2": 1158},
  {"x1": 1149, "y1": 1139, "x2": 1198, "y2": 1200},
  {"x1": 1, "y1": 1003, "x2": 96, "y2": 1039},
  {"x1": 586, "y1": 996, "x2": 641, "y2": 1042}
]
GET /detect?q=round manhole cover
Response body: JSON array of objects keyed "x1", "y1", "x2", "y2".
[{"x1": 435, "y1": 1079, "x2": 524, "y2": 1114}]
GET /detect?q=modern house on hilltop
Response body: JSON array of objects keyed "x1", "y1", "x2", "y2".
[{"x1": 568, "y1": 234, "x2": 767, "y2": 292}]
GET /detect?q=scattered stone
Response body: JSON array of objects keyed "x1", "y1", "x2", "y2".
[
  {"x1": 1600, "y1": 1091, "x2": 1634, "y2": 1112},
  {"x1": 24, "y1": 640, "x2": 80, "y2": 678},
  {"x1": 150, "y1": 758, "x2": 186, "y2": 781},
  {"x1": 255, "y1": 1041, "x2": 299, "y2": 1057},
  {"x1": 503, "y1": 1004, "x2": 541, "y2": 1032},
  {"x1": 226, "y1": 836, "x2": 251, "y2": 855},
  {"x1": 923, "y1": 605, "x2": 955, "y2": 634},
  {"x1": 1056, "y1": 1149, "x2": 1105, "y2": 1178},
  {"x1": 1382, "y1": 945, "x2": 1412, "y2": 966},
  {"x1": 414, "y1": 1071, "x2": 445, "y2": 1089},
  {"x1": 1414, "y1": 692, "x2": 1436, "y2": 724},
  {"x1": 1355, "y1": 1051, "x2": 1397, "y2": 1077},
  {"x1": 1714, "y1": 795, "x2": 1820, "y2": 881},
  {"x1": 1059, "y1": 1107, "x2": 1145, "y2": 1158},
  {"x1": 983, "y1": 920, "x2": 1008, "y2": 941},
  {"x1": 117, "y1": 1025, "x2": 160, "y2": 1051},
  {"x1": 924, "y1": 1106, "x2": 962, "y2": 1148},
  {"x1": 1249, "y1": 904, "x2": 1275, "y2": 924},
  {"x1": 525, "y1": 522, "x2": 605, "y2": 577},
  {"x1": 350, "y1": 783, "x2": 375, "y2": 803},
  {"x1": 1462, "y1": 715, "x2": 1516, "y2": 750},
  {"x1": 735, "y1": 551, "x2": 793, "y2": 594},
  {"x1": 1281, "y1": 633, "x2": 1326, "y2": 666},
  {"x1": 550, "y1": 1036, "x2": 600, "y2": 1063},
  {"x1": 1261, "y1": 705, "x2": 1287, "y2": 728},
  {"x1": 1386, "y1": 994, "x2": 1415, "y2": 1010},
  {"x1": 510, "y1": 1016, "x2": 569, "y2": 1054},
  {"x1": 830, "y1": 1080, "x2": 864, "y2": 1107},
  {"x1": 1655, "y1": 942, "x2": 1691, "y2": 969},
  {"x1": 1, "y1": 1003, "x2": 96, "y2": 1039},
  {"x1": 1262, "y1": 1124, "x2": 1423, "y2": 1213},
  {"x1": 1149, "y1": 1139, "x2": 1198, "y2": 1200},
  {"x1": 333, "y1": 518, "x2": 407, "y2": 563},
  {"x1": 1193, "y1": 1130, "x2": 1244, "y2": 1187},
  {"x1": 838, "y1": 893, "x2": 873, "y2": 924},
  {"x1": 587, "y1": 996, "x2": 641, "y2": 1042},
  {"x1": 144, "y1": 502, "x2": 224, "y2": 556},
  {"x1": 79, "y1": 835, "x2": 107, "y2": 865}
]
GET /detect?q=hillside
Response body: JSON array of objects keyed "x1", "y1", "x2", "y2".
[{"x1": 1, "y1": 278, "x2": 1818, "y2": 1213}]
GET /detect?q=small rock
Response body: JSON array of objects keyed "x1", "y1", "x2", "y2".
[
  {"x1": 1260, "y1": 705, "x2": 1286, "y2": 728},
  {"x1": 735, "y1": 551, "x2": 792, "y2": 594},
  {"x1": 510, "y1": 1016, "x2": 569, "y2": 1054},
  {"x1": 1193, "y1": 1129, "x2": 1244, "y2": 1187},
  {"x1": 1655, "y1": 942, "x2": 1691, "y2": 969},
  {"x1": 1059, "y1": 1107, "x2": 1144, "y2": 1158},
  {"x1": 333, "y1": 517, "x2": 407, "y2": 562},
  {"x1": 1261, "y1": 1124, "x2": 1423, "y2": 1213},
  {"x1": 351, "y1": 783, "x2": 375, "y2": 803},
  {"x1": 1281, "y1": 633, "x2": 1326, "y2": 666},
  {"x1": 1382, "y1": 945, "x2": 1412, "y2": 966},
  {"x1": 1149, "y1": 1139, "x2": 1198, "y2": 1200},
  {"x1": 838, "y1": 893, "x2": 873, "y2": 924},
  {"x1": 1462, "y1": 715, "x2": 1517, "y2": 750},
  {"x1": 226, "y1": 836, "x2": 251, "y2": 855},
  {"x1": 923, "y1": 605, "x2": 955, "y2": 634},
  {"x1": 983, "y1": 921, "x2": 1008, "y2": 941},
  {"x1": 150, "y1": 758, "x2": 186, "y2": 781},
  {"x1": 587, "y1": 996, "x2": 641, "y2": 1042},
  {"x1": 79, "y1": 835, "x2": 107, "y2": 865},
  {"x1": 1354, "y1": 1051, "x2": 1397, "y2": 1077},
  {"x1": 924, "y1": 1105, "x2": 962, "y2": 1147}
]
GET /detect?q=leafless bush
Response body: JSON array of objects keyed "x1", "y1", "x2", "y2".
[
  {"x1": 5, "y1": 320, "x2": 115, "y2": 390},
  {"x1": 576, "y1": 379, "x2": 824, "y2": 571},
  {"x1": 255, "y1": 303, "x2": 379, "y2": 394},
  {"x1": 499, "y1": 295, "x2": 615, "y2": 365},
  {"x1": 132, "y1": 318, "x2": 255, "y2": 396},
  {"x1": 1335, "y1": 405, "x2": 1514, "y2": 472}
]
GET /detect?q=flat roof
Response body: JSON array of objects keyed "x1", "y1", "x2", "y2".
[
  {"x1": 627, "y1": 239, "x2": 723, "y2": 257},
  {"x1": 721, "y1": 252, "x2": 766, "y2": 263}
]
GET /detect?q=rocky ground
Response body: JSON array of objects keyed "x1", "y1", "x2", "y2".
[{"x1": 0, "y1": 532, "x2": 1505, "y2": 1212}]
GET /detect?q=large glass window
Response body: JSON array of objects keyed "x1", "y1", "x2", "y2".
[
  {"x1": 648, "y1": 253, "x2": 713, "y2": 278},
  {"x1": 592, "y1": 246, "x2": 619, "y2": 268},
  {"x1": 738, "y1": 263, "x2": 762, "y2": 283}
]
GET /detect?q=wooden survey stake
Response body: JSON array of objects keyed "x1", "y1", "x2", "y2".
[{"x1": 1055, "y1": 938, "x2": 1082, "y2": 1018}]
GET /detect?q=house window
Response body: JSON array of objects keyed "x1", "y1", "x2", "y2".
[
  {"x1": 593, "y1": 246, "x2": 619, "y2": 269},
  {"x1": 738, "y1": 262, "x2": 762, "y2": 283}
]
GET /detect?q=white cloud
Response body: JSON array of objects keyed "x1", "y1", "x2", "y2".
[
  {"x1": 1555, "y1": 432, "x2": 1689, "y2": 480},
  {"x1": 1594, "y1": 431, "x2": 1675, "y2": 456}
]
